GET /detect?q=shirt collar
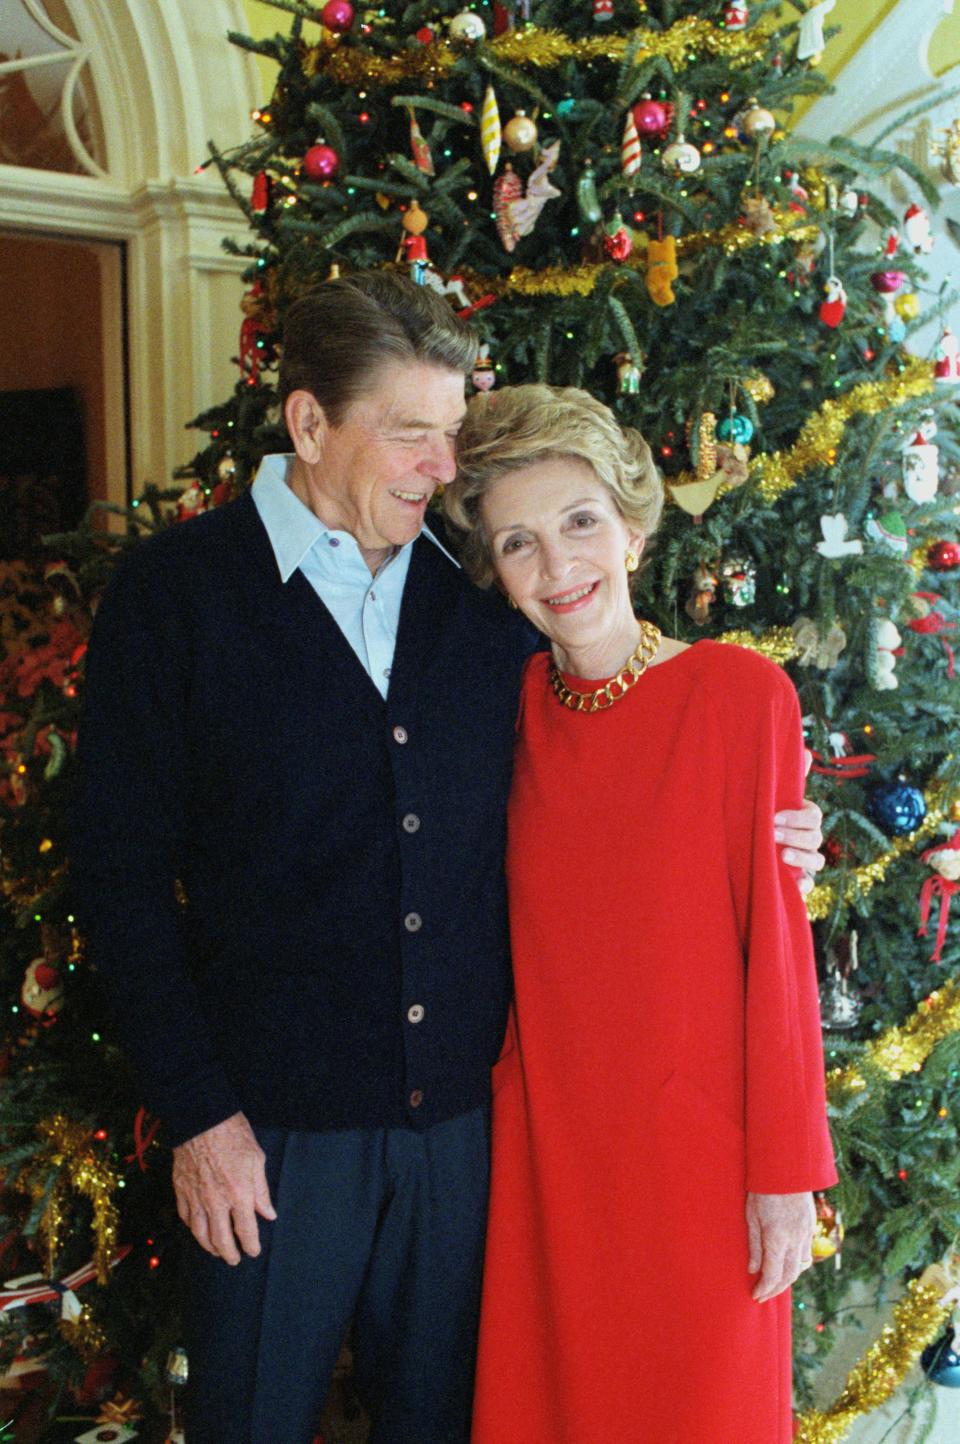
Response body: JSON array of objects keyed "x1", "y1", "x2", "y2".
[{"x1": 251, "y1": 453, "x2": 461, "y2": 580}]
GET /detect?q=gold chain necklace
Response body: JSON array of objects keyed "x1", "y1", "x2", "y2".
[{"x1": 548, "y1": 620, "x2": 662, "y2": 713}]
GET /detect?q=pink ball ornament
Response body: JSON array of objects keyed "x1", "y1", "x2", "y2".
[
  {"x1": 870, "y1": 270, "x2": 907, "y2": 295},
  {"x1": 320, "y1": 0, "x2": 354, "y2": 33},
  {"x1": 303, "y1": 143, "x2": 340, "y2": 180},
  {"x1": 632, "y1": 97, "x2": 669, "y2": 135}
]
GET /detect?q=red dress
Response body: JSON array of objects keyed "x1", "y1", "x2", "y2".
[{"x1": 472, "y1": 642, "x2": 837, "y2": 1444}]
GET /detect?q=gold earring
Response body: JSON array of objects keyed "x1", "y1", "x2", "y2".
[
  {"x1": 507, "y1": 595, "x2": 519, "y2": 610},
  {"x1": 625, "y1": 550, "x2": 639, "y2": 573}
]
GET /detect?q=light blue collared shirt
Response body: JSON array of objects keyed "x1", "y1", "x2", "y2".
[{"x1": 251, "y1": 454, "x2": 457, "y2": 700}]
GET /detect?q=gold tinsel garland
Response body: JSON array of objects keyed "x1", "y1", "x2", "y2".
[
  {"x1": 60, "y1": 1303, "x2": 109, "y2": 1362},
  {"x1": 751, "y1": 357, "x2": 936, "y2": 504},
  {"x1": 315, "y1": 17, "x2": 763, "y2": 87},
  {"x1": 714, "y1": 626, "x2": 800, "y2": 666},
  {"x1": 476, "y1": 211, "x2": 817, "y2": 302},
  {"x1": 793, "y1": 1280, "x2": 951, "y2": 1444},
  {"x1": 15, "y1": 1115, "x2": 119, "y2": 1283},
  {"x1": 826, "y1": 978, "x2": 960, "y2": 1099},
  {"x1": 806, "y1": 774, "x2": 954, "y2": 921}
]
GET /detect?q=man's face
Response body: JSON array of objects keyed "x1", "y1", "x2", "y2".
[{"x1": 303, "y1": 360, "x2": 467, "y2": 554}]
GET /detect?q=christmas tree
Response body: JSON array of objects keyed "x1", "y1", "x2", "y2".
[{"x1": 2, "y1": 1, "x2": 959, "y2": 1437}]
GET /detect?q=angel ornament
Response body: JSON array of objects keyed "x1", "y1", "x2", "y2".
[
  {"x1": 797, "y1": 0, "x2": 836, "y2": 63},
  {"x1": 492, "y1": 140, "x2": 561, "y2": 253}
]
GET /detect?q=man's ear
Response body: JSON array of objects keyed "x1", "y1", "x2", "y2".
[{"x1": 285, "y1": 389, "x2": 328, "y2": 466}]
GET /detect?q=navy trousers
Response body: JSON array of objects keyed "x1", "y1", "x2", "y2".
[{"x1": 181, "y1": 1106, "x2": 490, "y2": 1444}]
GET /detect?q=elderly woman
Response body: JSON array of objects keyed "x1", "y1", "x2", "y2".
[{"x1": 444, "y1": 384, "x2": 837, "y2": 1444}]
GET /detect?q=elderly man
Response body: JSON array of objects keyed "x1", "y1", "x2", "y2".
[{"x1": 72, "y1": 272, "x2": 824, "y2": 1444}]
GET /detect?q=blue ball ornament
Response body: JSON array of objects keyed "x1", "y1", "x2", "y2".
[
  {"x1": 921, "y1": 1327, "x2": 960, "y2": 1388},
  {"x1": 867, "y1": 780, "x2": 927, "y2": 837},
  {"x1": 716, "y1": 412, "x2": 755, "y2": 444},
  {"x1": 886, "y1": 315, "x2": 907, "y2": 344}
]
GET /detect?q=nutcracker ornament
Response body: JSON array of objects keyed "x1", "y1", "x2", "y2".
[
  {"x1": 472, "y1": 344, "x2": 495, "y2": 391},
  {"x1": 818, "y1": 276, "x2": 847, "y2": 328},
  {"x1": 397, "y1": 200, "x2": 430, "y2": 282}
]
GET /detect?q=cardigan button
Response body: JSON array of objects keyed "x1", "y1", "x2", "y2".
[
  {"x1": 393, "y1": 725, "x2": 408, "y2": 744},
  {"x1": 407, "y1": 1004, "x2": 425, "y2": 1024},
  {"x1": 409, "y1": 1089, "x2": 424, "y2": 1108},
  {"x1": 404, "y1": 912, "x2": 422, "y2": 932},
  {"x1": 402, "y1": 813, "x2": 421, "y2": 834}
]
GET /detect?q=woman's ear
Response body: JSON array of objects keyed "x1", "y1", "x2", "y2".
[{"x1": 284, "y1": 390, "x2": 327, "y2": 466}]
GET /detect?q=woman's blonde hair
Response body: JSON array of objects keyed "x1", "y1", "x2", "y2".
[{"x1": 445, "y1": 384, "x2": 663, "y2": 589}]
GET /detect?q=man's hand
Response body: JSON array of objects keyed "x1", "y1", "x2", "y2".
[
  {"x1": 775, "y1": 750, "x2": 825, "y2": 894},
  {"x1": 172, "y1": 1111, "x2": 276, "y2": 1265},
  {"x1": 746, "y1": 1191, "x2": 815, "y2": 1302}
]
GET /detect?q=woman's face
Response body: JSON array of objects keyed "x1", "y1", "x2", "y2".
[{"x1": 479, "y1": 455, "x2": 644, "y2": 658}]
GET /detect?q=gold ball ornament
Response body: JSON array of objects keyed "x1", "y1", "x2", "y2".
[
  {"x1": 742, "y1": 100, "x2": 775, "y2": 140},
  {"x1": 895, "y1": 292, "x2": 921, "y2": 321},
  {"x1": 217, "y1": 455, "x2": 237, "y2": 483},
  {"x1": 503, "y1": 110, "x2": 538, "y2": 154}
]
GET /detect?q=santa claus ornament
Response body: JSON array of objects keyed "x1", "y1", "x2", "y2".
[
  {"x1": 472, "y1": 344, "x2": 495, "y2": 391},
  {"x1": 935, "y1": 328, "x2": 960, "y2": 385},
  {"x1": 903, "y1": 202, "x2": 934, "y2": 255},
  {"x1": 724, "y1": 5, "x2": 749, "y2": 31},
  {"x1": 902, "y1": 432, "x2": 940, "y2": 505},
  {"x1": 918, "y1": 831, "x2": 960, "y2": 963}
]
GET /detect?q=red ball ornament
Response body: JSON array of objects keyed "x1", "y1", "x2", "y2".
[
  {"x1": 303, "y1": 143, "x2": 339, "y2": 180},
  {"x1": 632, "y1": 96, "x2": 670, "y2": 135},
  {"x1": 320, "y1": 0, "x2": 354, "y2": 34},
  {"x1": 416, "y1": 25, "x2": 435, "y2": 44},
  {"x1": 928, "y1": 540, "x2": 960, "y2": 572}
]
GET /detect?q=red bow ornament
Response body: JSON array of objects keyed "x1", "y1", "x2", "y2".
[{"x1": 918, "y1": 830, "x2": 960, "y2": 963}]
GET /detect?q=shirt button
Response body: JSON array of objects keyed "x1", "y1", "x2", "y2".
[
  {"x1": 402, "y1": 813, "x2": 421, "y2": 834},
  {"x1": 404, "y1": 912, "x2": 422, "y2": 932},
  {"x1": 369, "y1": 591, "x2": 376, "y2": 602},
  {"x1": 384, "y1": 667, "x2": 391, "y2": 679},
  {"x1": 409, "y1": 1089, "x2": 424, "y2": 1109},
  {"x1": 393, "y1": 726, "x2": 408, "y2": 744},
  {"x1": 328, "y1": 537, "x2": 340, "y2": 547},
  {"x1": 407, "y1": 1004, "x2": 425, "y2": 1024}
]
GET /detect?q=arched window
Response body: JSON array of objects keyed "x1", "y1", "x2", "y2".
[{"x1": 0, "y1": 0, "x2": 106, "y2": 176}]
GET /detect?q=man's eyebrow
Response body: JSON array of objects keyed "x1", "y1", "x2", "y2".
[{"x1": 385, "y1": 412, "x2": 467, "y2": 431}]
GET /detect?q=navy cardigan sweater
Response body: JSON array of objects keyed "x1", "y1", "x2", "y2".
[{"x1": 71, "y1": 492, "x2": 537, "y2": 1146}]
